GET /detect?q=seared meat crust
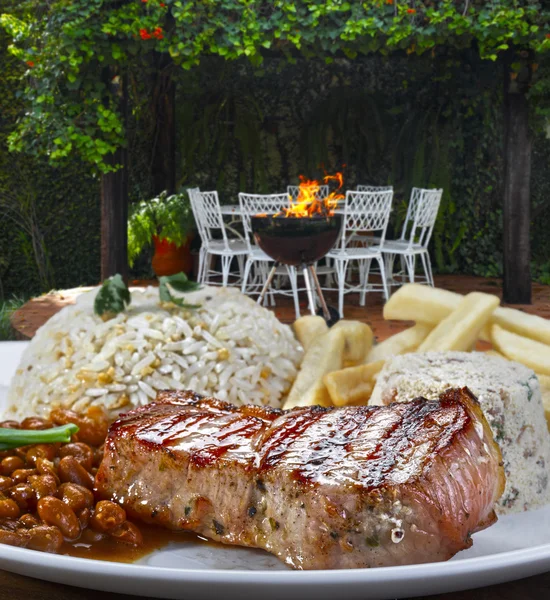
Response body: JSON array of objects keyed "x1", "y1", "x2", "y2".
[{"x1": 95, "y1": 388, "x2": 505, "y2": 569}]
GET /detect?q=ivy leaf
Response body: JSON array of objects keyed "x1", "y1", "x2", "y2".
[
  {"x1": 158, "y1": 272, "x2": 201, "y2": 308},
  {"x1": 94, "y1": 274, "x2": 131, "y2": 320}
]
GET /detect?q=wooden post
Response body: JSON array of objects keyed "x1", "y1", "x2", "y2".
[
  {"x1": 100, "y1": 69, "x2": 129, "y2": 281},
  {"x1": 151, "y1": 60, "x2": 176, "y2": 196},
  {"x1": 502, "y1": 50, "x2": 533, "y2": 304}
]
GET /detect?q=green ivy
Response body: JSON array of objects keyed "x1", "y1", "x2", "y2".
[{"x1": 2, "y1": 1, "x2": 550, "y2": 173}]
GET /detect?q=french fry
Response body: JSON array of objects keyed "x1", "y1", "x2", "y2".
[
  {"x1": 283, "y1": 327, "x2": 345, "y2": 409},
  {"x1": 491, "y1": 325, "x2": 550, "y2": 376},
  {"x1": 331, "y1": 320, "x2": 374, "y2": 364},
  {"x1": 323, "y1": 360, "x2": 386, "y2": 407},
  {"x1": 484, "y1": 349, "x2": 507, "y2": 359},
  {"x1": 491, "y1": 306, "x2": 550, "y2": 346},
  {"x1": 366, "y1": 324, "x2": 433, "y2": 363},
  {"x1": 293, "y1": 315, "x2": 328, "y2": 351},
  {"x1": 417, "y1": 292, "x2": 500, "y2": 352},
  {"x1": 538, "y1": 374, "x2": 550, "y2": 391},
  {"x1": 383, "y1": 284, "x2": 461, "y2": 325}
]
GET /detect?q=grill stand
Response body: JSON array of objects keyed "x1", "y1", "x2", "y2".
[{"x1": 257, "y1": 263, "x2": 332, "y2": 322}]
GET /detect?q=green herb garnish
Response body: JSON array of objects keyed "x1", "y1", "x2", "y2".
[
  {"x1": 159, "y1": 272, "x2": 201, "y2": 309},
  {"x1": 0, "y1": 423, "x2": 79, "y2": 450},
  {"x1": 94, "y1": 274, "x2": 131, "y2": 320}
]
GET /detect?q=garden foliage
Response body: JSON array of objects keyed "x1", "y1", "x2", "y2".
[{"x1": 0, "y1": 1, "x2": 550, "y2": 295}]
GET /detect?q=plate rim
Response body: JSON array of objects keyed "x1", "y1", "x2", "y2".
[{"x1": 1, "y1": 340, "x2": 550, "y2": 597}]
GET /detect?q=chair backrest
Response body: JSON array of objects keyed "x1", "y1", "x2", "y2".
[
  {"x1": 287, "y1": 184, "x2": 329, "y2": 201},
  {"x1": 339, "y1": 190, "x2": 393, "y2": 250},
  {"x1": 188, "y1": 189, "x2": 229, "y2": 248},
  {"x1": 401, "y1": 187, "x2": 443, "y2": 249},
  {"x1": 238, "y1": 193, "x2": 290, "y2": 252},
  {"x1": 357, "y1": 185, "x2": 393, "y2": 193}
]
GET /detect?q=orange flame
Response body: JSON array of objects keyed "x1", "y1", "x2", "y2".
[{"x1": 282, "y1": 172, "x2": 344, "y2": 218}]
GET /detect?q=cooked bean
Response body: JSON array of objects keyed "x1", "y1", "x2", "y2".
[
  {"x1": 59, "y1": 443, "x2": 94, "y2": 471},
  {"x1": 26, "y1": 444, "x2": 57, "y2": 464},
  {"x1": 18, "y1": 514, "x2": 40, "y2": 529},
  {"x1": 1, "y1": 456, "x2": 25, "y2": 476},
  {"x1": 0, "y1": 528, "x2": 29, "y2": 548},
  {"x1": 27, "y1": 525, "x2": 64, "y2": 553},
  {"x1": 109, "y1": 521, "x2": 143, "y2": 546},
  {"x1": 11, "y1": 468, "x2": 37, "y2": 484},
  {"x1": 0, "y1": 498, "x2": 21, "y2": 518},
  {"x1": 90, "y1": 501, "x2": 126, "y2": 532},
  {"x1": 35, "y1": 457, "x2": 60, "y2": 484},
  {"x1": 58, "y1": 456, "x2": 94, "y2": 489},
  {"x1": 37, "y1": 496, "x2": 80, "y2": 541},
  {"x1": 0, "y1": 475, "x2": 14, "y2": 492},
  {"x1": 79, "y1": 527, "x2": 106, "y2": 544},
  {"x1": 20, "y1": 417, "x2": 53, "y2": 430},
  {"x1": 57, "y1": 483, "x2": 94, "y2": 512},
  {"x1": 28, "y1": 474, "x2": 58, "y2": 500},
  {"x1": 93, "y1": 445, "x2": 105, "y2": 468},
  {"x1": 77, "y1": 507, "x2": 91, "y2": 528},
  {"x1": 9, "y1": 483, "x2": 37, "y2": 511},
  {"x1": 0, "y1": 420, "x2": 19, "y2": 429}
]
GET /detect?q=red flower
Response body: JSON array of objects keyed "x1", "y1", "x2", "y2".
[
  {"x1": 139, "y1": 28, "x2": 152, "y2": 40},
  {"x1": 407, "y1": 8, "x2": 416, "y2": 14},
  {"x1": 160, "y1": 2, "x2": 166, "y2": 6},
  {"x1": 153, "y1": 26, "x2": 164, "y2": 40},
  {"x1": 546, "y1": 33, "x2": 550, "y2": 39},
  {"x1": 26, "y1": 60, "x2": 35, "y2": 67},
  {"x1": 141, "y1": 0, "x2": 148, "y2": 3}
]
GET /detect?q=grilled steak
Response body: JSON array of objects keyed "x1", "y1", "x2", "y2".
[{"x1": 95, "y1": 387, "x2": 505, "y2": 569}]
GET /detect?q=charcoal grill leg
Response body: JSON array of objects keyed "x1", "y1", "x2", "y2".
[
  {"x1": 257, "y1": 264, "x2": 278, "y2": 306},
  {"x1": 303, "y1": 267, "x2": 317, "y2": 315},
  {"x1": 308, "y1": 265, "x2": 331, "y2": 322}
]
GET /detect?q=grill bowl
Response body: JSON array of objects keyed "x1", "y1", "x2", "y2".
[{"x1": 251, "y1": 214, "x2": 342, "y2": 266}]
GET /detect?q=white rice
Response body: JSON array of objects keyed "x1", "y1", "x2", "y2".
[{"x1": 6, "y1": 286, "x2": 303, "y2": 420}]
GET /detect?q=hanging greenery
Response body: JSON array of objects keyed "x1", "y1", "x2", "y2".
[{"x1": 1, "y1": 1, "x2": 550, "y2": 173}]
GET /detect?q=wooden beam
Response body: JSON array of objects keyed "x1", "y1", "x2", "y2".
[
  {"x1": 502, "y1": 50, "x2": 532, "y2": 304},
  {"x1": 100, "y1": 69, "x2": 129, "y2": 281}
]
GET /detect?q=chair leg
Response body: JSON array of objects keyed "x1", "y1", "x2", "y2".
[
  {"x1": 221, "y1": 255, "x2": 232, "y2": 287},
  {"x1": 359, "y1": 259, "x2": 372, "y2": 306},
  {"x1": 334, "y1": 259, "x2": 349, "y2": 318},
  {"x1": 421, "y1": 251, "x2": 435, "y2": 287},
  {"x1": 287, "y1": 266, "x2": 301, "y2": 319},
  {"x1": 375, "y1": 255, "x2": 390, "y2": 301},
  {"x1": 384, "y1": 253, "x2": 396, "y2": 287},
  {"x1": 203, "y1": 251, "x2": 211, "y2": 284},
  {"x1": 236, "y1": 255, "x2": 245, "y2": 284},
  {"x1": 241, "y1": 258, "x2": 253, "y2": 295},
  {"x1": 404, "y1": 254, "x2": 416, "y2": 283},
  {"x1": 197, "y1": 248, "x2": 206, "y2": 284}
]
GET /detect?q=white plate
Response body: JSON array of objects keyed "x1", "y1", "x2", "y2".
[{"x1": 1, "y1": 341, "x2": 550, "y2": 599}]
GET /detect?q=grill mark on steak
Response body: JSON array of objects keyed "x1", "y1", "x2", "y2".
[{"x1": 95, "y1": 387, "x2": 505, "y2": 570}]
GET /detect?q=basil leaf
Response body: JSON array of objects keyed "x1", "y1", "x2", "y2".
[
  {"x1": 158, "y1": 272, "x2": 201, "y2": 309},
  {"x1": 94, "y1": 274, "x2": 131, "y2": 319}
]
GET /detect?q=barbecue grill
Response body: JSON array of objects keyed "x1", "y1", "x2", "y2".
[{"x1": 251, "y1": 214, "x2": 342, "y2": 324}]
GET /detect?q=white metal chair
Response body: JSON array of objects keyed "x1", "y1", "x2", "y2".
[
  {"x1": 357, "y1": 184, "x2": 393, "y2": 193},
  {"x1": 238, "y1": 193, "x2": 301, "y2": 318},
  {"x1": 188, "y1": 188, "x2": 248, "y2": 286},
  {"x1": 326, "y1": 189, "x2": 393, "y2": 317},
  {"x1": 287, "y1": 184, "x2": 329, "y2": 201},
  {"x1": 382, "y1": 187, "x2": 443, "y2": 288}
]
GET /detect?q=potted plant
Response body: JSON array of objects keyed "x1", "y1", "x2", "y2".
[{"x1": 128, "y1": 190, "x2": 195, "y2": 277}]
